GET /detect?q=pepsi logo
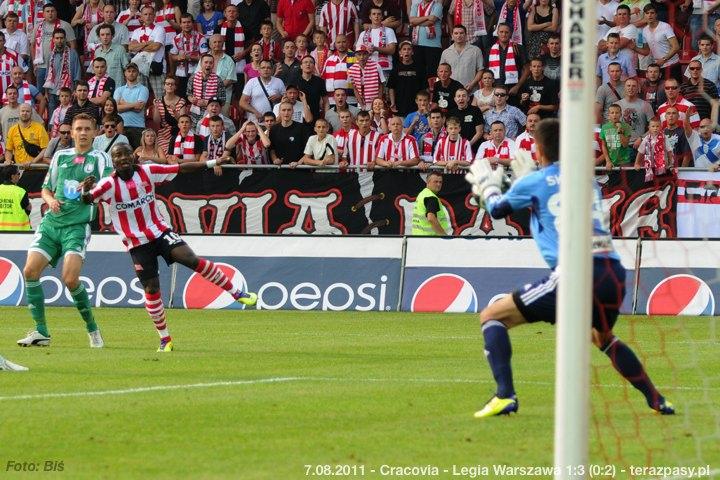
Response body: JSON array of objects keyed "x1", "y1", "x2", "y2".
[
  {"x1": 646, "y1": 274, "x2": 715, "y2": 316},
  {"x1": 182, "y1": 263, "x2": 248, "y2": 310},
  {"x1": 411, "y1": 273, "x2": 478, "y2": 313},
  {"x1": 0, "y1": 257, "x2": 24, "y2": 306}
]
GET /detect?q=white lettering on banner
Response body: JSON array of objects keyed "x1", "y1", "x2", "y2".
[
  {"x1": 172, "y1": 196, "x2": 240, "y2": 233},
  {"x1": 239, "y1": 192, "x2": 275, "y2": 234},
  {"x1": 39, "y1": 275, "x2": 145, "y2": 307},
  {"x1": 279, "y1": 193, "x2": 344, "y2": 235},
  {"x1": 617, "y1": 185, "x2": 672, "y2": 238},
  {"x1": 256, "y1": 276, "x2": 389, "y2": 311}
]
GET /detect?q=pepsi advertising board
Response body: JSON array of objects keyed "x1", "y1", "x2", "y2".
[
  {"x1": 173, "y1": 236, "x2": 403, "y2": 311},
  {"x1": 0, "y1": 234, "x2": 166, "y2": 308},
  {"x1": 634, "y1": 240, "x2": 720, "y2": 316},
  {"x1": 401, "y1": 238, "x2": 638, "y2": 314},
  {"x1": 0, "y1": 234, "x2": 404, "y2": 312}
]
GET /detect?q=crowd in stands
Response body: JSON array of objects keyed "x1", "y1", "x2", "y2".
[{"x1": 0, "y1": 0, "x2": 719, "y2": 174}]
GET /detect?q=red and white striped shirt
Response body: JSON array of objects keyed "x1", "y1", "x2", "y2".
[
  {"x1": 118, "y1": 9, "x2": 142, "y2": 33},
  {"x1": 323, "y1": 51, "x2": 356, "y2": 103},
  {"x1": 344, "y1": 128, "x2": 381, "y2": 165},
  {"x1": 420, "y1": 128, "x2": 447, "y2": 162},
  {"x1": 320, "y1": 0, "x2": 358, "y2": 49},
  {"x1": 237, "y1": 135, "x2": 267, "y2": 164},
  {"x1": 156, "y1": 6, "x2": 177, "y2": 45},
  {"x1": 475, "y1": 138, "x2": 517, "y2": 162},
  {"x1": 433, "y1": 136, "x2": 473, "y2": 163},
  {"x1": 657, "y1": 97, "x2": 701, "y2": 129},
  {"x1": 515, "y1": 130, "x2": 536, "y2": 161},
  {"x1": 0, "y1": 48, "x2": 20, "y2": 98},
  {"x1": 333, "y1": 128, "x2": 350, "y2": 157},
  {"x1": 347, "y1": 60, "x2": 384, "y2": 107},
  {"x1": 376, "y1": 134, "x2": 420, "y2": 162},
  {"x1": 91, "y1": 164, "x2": 179, "y2": 249}
]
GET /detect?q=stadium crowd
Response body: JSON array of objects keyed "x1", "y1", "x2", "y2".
[{"x1": 0, "y1": 0, "x2": 718, "y2": 174}]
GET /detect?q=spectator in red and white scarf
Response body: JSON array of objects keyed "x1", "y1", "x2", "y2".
[
  {"x1": 225, "y1": 120, "x2": 271, "y2": 165},
  {"x1": 409, "y1": 0, "x2": 443, "y2": 80},
  {"x1": 1, "y1": 13, "x2": 29, "y2": 67},
  {"x1": 187, "y1": 54, "x2": 225, "y2": 125},
  {"x1": 44, "y1": 28, "x2": 80, "y2": 116},
  {"x1": 30, "y1": 4, "x2": 76, "y2": 90},
  {"x1": 167, "y1": 114, "x2": 204, "y2": 163},
  {"x1": 355, "y1": 6, "x2": 396, "y2": 75},
  {"x1": 169, "y1": 13, "x2": 203, "y2": 98},
  {"x1": 87, "y1": 57, "x2": 116, "y2": 110}
]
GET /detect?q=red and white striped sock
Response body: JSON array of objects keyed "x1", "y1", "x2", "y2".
[
  {"x1": 145, "y1": 291, "x2": 170, "y2": 340},
  {"x1": 195, "y1": 258, "x2": 242, "y2": 298}
]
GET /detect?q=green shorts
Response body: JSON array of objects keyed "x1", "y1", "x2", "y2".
[{"x1": 29, "y1": 222, "x2": 91, "y2": 268}]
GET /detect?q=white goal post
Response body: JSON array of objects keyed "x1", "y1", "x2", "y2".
[{"x1": 554, "y1": 0, "x2": 596, "y2": 478}]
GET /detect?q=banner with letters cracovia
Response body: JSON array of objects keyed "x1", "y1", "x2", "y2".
[{"x1": 19, "y1": 169, "x2": 700, "y2": 238}]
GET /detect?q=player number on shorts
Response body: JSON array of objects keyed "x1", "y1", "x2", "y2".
[{"x1": 164, "y1": 232, "x2": 182, "y2": 245}]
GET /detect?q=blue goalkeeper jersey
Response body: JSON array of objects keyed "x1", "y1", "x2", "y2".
[{"x1": 485, "y1": 162, "x2": 620, "y2": 269}]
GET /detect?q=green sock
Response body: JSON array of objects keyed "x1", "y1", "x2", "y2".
[
  {"x1": 70, "y1": 284, "x2": 97, "y2": 333},
  {"x1": 26, "y1": 280, "x2": 49, "y2": 337}
]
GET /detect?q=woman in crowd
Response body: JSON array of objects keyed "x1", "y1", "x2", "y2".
[
  {"x1": 526, "y1": 0, "x2": 558, "y2": 59},
  {"x1": 134, "y1": 128, "x2": 169, "y2": 164},
  {"x1": 472, "y1": 70, "x2": 496, "y2": 113},
  {"x1": 244, "y1": 44, "x2": 264, "y2": 84},
  {"x1": 370, "y1": 98, "x2": 389, "y2": 134},
  {"x1": 103, "y1": 99, "x2": 125, "y2": 134},
  {"x1": 152, "y1": 76, "x2": 189, "y2": 154},
  {"x1": 72, "y1": 0, "x2": 105, "y2": 70},
  {"x1": 196, "y1": 0, "x2": 223, "y2": 38}
]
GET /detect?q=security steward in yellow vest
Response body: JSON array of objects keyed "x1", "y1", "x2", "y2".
[
  {"x1": 0, "y1": 164, "x2": 31, "y2": 231},
  {"x1": 411, "y1": 171, "x2": 450, "y2": 235}
]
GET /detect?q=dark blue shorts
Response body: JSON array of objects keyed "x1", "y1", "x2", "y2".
[{"x1": 512, "y1": 257, "x2": 626, "y2": 332}]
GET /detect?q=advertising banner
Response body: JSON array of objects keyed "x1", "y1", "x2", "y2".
[
  {"x1": 0, "y1": 234, "x2": 404, "y2": 311},
  {"x1": 634, "y1": 240, "x2": 720, "y2": 316},
  {"x1": 18, "y1": 169, "x2": 697, "y2": 238},
  {"x1": 400, "y1": 238, "x2": 638, "y2": 314}
]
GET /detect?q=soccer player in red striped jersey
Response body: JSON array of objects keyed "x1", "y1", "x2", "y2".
[
  {"x1": 342, "y1": 110, "x2": 381, "y2": 167},
  {"x1": 433, "y1": 116, "x2": 473, "y2": 170},
  {"x1": 375, "y1": 116, "x2": 421, "y2": 168},
  {"x1": 82, "y1": 144, "x2": 257, "y2": 352}
]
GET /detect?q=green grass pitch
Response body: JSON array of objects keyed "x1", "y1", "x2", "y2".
[{"x1": 0, "y1": 307, "x2": 717, "y2": 479}]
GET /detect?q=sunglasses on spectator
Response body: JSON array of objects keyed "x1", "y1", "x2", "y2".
[
  {"x1": 104, "y1": 124, "x2": 117, "y2": 128},
  {"x1": 59, "y1": 130, "x2": 71, "y2": 135},
  {"x1": 664, "y1": 85, "x2": 679, "y2": 90},
  {"x1": 494, "y1": 93, "x2": 507, "y2": 97}
]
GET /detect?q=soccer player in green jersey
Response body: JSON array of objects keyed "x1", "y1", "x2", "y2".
[{"x1": 18, "y1": 113, "x2": 112, "y2": 348}]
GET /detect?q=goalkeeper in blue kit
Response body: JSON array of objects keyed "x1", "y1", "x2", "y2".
[{"x1": 465, "y1": 119, "x2": 675, "y2": 418}]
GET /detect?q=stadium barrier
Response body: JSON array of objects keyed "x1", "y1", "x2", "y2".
[
  {"x1": 16, "y1": 168, "x2": 720, "y2": 238},
  {"x1": 0, "y1": 234, "x2": 717, "y2": 315}
]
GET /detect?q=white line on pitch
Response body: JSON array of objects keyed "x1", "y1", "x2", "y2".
[
  {"x1": 1, "y1": 376, "x2": 716, "y2": 401},
  {"x1": 0, "y1": 377, "x2": 302, "y2": 401}
]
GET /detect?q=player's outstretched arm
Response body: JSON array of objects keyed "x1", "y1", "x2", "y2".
[{"x1": 178, "y1": 157, "x2": 232, "y2": 174}]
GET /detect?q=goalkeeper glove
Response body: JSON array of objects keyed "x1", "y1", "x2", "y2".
[
  {"x1": 465, "y1": 158, "x2": 504, "y2": 207},
  {"x1": 510, "y1": 149, "x2": 537, "y2": 181}
]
